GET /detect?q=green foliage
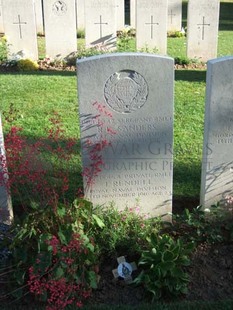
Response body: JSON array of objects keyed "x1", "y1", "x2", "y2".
[
  {"x1": 134, "y1": 233, "x2": 195, "y2": 301},
  {"x1": 6, "y1": 199, "x2": 104, "y2": 305},
  {"x1": 0, "y1": 36, "x2": 8, "y2": 63},
  {"x1": 94, "y1": 205, "x2": 162, "y2": 256},
  {"x1": 117, "y1": 28, "x2": 136, "y2": 52},
  {"x1": 174, "y1": 56, "x2": 191, "y2": 65},
  {"x1": 17, "y1": 59, "x2": 39, "y2": 71},
  {"x1": 77, "y1": 28, "x2": 85, "y2": 39},
  {"x1": 170, "y1": 204, "x2": 233, "y2": 244},
  {"x1": 167, "y1": 31, "x2": 185, "y2": 38}
]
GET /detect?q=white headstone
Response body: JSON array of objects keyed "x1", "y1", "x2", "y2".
[
  {"x1": 200, "y1": 57, "x2": 233, "y2": 208},
  {"x1": 136, "y1": 0, "x2": 168, "y2": 54},
  {"x1": 2, "y1": 0, "x2": 38, "y2": 60},
  {"x1": 76, "y1": 0, "x2": 85, "y2": 30},
  {"x1": 84, "y1": 0, "x2": 117, "y2": 50},
  {"x1": 0, "y1": 115, "x2": 13, "y2": 225},
  {"x1": 77, "y1": 53, "x2": 174, "y2": 219},
  {"x1": 187, "y1": 0, "x2": 220, "y2": 62},
  {"x1": 130, "y1": 0, "x2": 135, "y2": 28},
  {"x1": 43, "y1": 0, "x2": 77, "y2": 58},
  {"x1": 34, "y1": 0, "x2": 44, "y2": 34},
  {"x1": 0, "y1": 0, "x2": 4, "y2": 34},
  {"x1": 167, "y1": 0, "x2": 182, "y2": 32},
  {"x1": 116, "y1": 0, "x2": 125, "y2": 30}
]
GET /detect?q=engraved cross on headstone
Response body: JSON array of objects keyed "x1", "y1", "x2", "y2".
[
  {"x1": 145, "y1": 16, "x2": 159, "y2": 39},
  {"x1": 168, "y1": 10, "x2": 176, "y2": 24},
  {"x1": 197, "y1": 16, "x2": 210, "y2": 40},
  {"x1": 112, "y1": 256, "x2": 137, "y2": 284},
  {"x1": 13, "y1": 15, "x2": 27, "y2": 39},
  {"x1": 94, "y1": 15, "x2": 108, "y2": 38}
]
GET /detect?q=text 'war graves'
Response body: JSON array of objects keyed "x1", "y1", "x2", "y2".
[{"x1": 77, "y1": 53, "x2": 174, "y2": 219}]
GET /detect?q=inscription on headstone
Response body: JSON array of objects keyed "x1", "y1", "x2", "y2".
[
  {"x1": 187, "y1": 0, "x2": 220, "y2": 61},
  {"x1": 200, "y1": 57, "x2": 233, "y2": 208},
  {"x1": 13, "y1": 15, "x2": 27, "y2": 39},
  {"x1": 197, "y1": 16, "x2": 210, "y2": 40},
  {"x1": 94, "y1": 15, "x2": 108, "y2": 38},
  {"x1": 2, "y1": 0, "x2": 38, "y2": 60},
  {"x1": 145, "y1": 16, "x2": 159, "y2": 39},
  {"x1": 167, "y1": 0, "x2": 182, "y2": 32},
  {"x1": 85, "y1": 0, "x2": 117, "y2": 50},
  {"x1": 43, "y1": 0, "x2": 77, "y2": 58},
  {"x1": 77, "y1": 53, "x2": 174, "y2": 218},
  {"x1": 0, "y1": 115, "x2": 13, "y2": 225},
  {"x1": 136, "y1": 0, "x2": 168, "y2": 54}
]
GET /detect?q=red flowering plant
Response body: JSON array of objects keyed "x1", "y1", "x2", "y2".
[
  {"x1": 8, "y1": 198, "x2": 104, "y2": 309},
  {"x1": 0, "y1": 106, "x2": 105, "y2": 308}
]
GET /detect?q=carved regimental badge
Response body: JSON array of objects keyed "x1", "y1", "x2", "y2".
[
  {"x1": 104, "y1": 70, "x2": 148, "y2": 114},
  {"x1": 52, "y1": 1, "x2": 67, "y2": 15}
]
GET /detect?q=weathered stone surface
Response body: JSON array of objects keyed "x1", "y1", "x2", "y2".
[
  {"x1": 43, "y1": 0, "x2": 77, "y2": 58},
  {"x1": 167, "y1": 0, "x2": 182, "y2": 32},
  {"x1": 84, "y1": 0, "x2": 117, "y2": 50},
  {"x1": 2, "y1": 0, "x2": 38, "y2": 60},
  {"x1": 77, "y1": 53, "x2": 174, "y2": 218},
  {"x1": 136, "y1": 0, "x2": 168, "y2": 54},
  {"x1": 187, "y1": 0, "x2": 220, "y2": 62},
  {"x1": 200, "y1": 56, "x2": 233, "y2": 207}
]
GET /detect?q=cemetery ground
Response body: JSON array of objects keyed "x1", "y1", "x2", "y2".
[{"x1": 0, "y1": 2, "x2": 233, "y2": 310}]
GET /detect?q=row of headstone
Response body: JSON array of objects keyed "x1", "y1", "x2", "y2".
[
  {"x1": 1, "y1": 0, "x2": 220, "y2": 62},
  {"x1": 1, "y1": 54, "x2": 232, "y2": 223},
  {"x1": 77, "y1": 53, "x2": 233, "y2": 219}
]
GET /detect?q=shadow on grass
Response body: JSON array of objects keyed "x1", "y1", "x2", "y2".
[
  {"x1": 175, "y1": 70, "x2": 206, "y2": 82},
  {"x1": 219, "y1": 3, "x2": 233, "y2": 31},
  {"x1": 0, "y1": 69, "x2": 76, "y2": 77}
]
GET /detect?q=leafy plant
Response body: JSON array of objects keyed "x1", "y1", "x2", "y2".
[
  {"x1": 77, "y1": 28, "x2": 85, "y2": 39},
  {"x1": 5, "y1": 199, "x2": 104, "y2": 309},
  {"x1": 174, "y1": 56, "x2": 191, "y2": 65},
  {"x1": 0, "y1": 36, "x2": 8, "y2": 63},
  {"x1": 94, "y1": 204, "x2": 162, "y2": 256},
  {"x1": 17, "y1": 59, "x2": 39, "y2": 71},
  {"x1": 134, "y1": 233, "x2": 195, "y2": 301},
  {"x1": 171, "y1": 205, "x2": 226, "y2": 244}
]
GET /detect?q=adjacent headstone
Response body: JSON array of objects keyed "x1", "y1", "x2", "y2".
[
  {"x1": 2, "y1": 0, "x2": 38, "y2": 60},
  {"x1": 77, "y1": 53, "x2": 174, "y2": 218},
  {"x1": 34, "y1": 0, "x2": 44, "y2": 34},
  {"x1": 136, "y1": 0, "x2": 168, "y2": 54},
  {"x1": 200, "y1": 57, "x2": 233, "y2": 208},
  {"x1": 76, "y1": 0, "x2": 85, "y2": 31},
  {"x1": 130, "y1": 0, "x2": 135, "y2": 28},
  {"x1": 116, "y1": 0, "x2": 125, "y2": 30},
  {"x1": 167, "y1": 0, "x2": 182, "y2": 32},
  {"x1": 0, "y1": 0, "x2": 4, "y2": 33},
  {"x1": 187, "y1": 0, "x2": 220, "y2": 62},
  {"x1": 84, "y1": 0, "x2": 117, "y2": 50},
  {"x1": 0, "y1": 115, "x2": 13, "y2": 225},
  {"x1": 43, "y1": 0, "x2": 77, "y2": 58}
]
